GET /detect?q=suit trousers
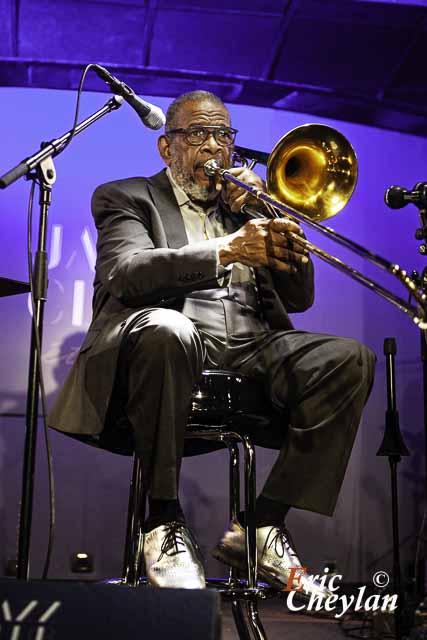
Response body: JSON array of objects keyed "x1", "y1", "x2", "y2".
[{"x1": 113, "y1": 299, "x2": 376, "y2": 517}]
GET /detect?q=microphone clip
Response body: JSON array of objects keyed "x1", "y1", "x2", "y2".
[
  {"x1": 385, "y1": 182, "x2": 427, "y2": 211},
  {"x1": 385, "y1": 182, "x2": 427, "y2": 255}
]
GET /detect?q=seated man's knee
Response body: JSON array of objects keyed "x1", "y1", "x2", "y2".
[
  {"x1": 334, "y1": 337, "x2": 376, "y2": 389},
  {"x1": 149, "y1": 309, "x2": 197, "y2": 342},
  {"x1": 134, "y1": 308, "x2": 203, "y2": 366}
]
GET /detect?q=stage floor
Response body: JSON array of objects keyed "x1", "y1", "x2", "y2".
[{"x1": 221, "y1": 601, "x2": 349, "y2": 639}]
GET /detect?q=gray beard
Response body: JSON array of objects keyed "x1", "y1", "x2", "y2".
[{"x1": 172, "y1": 164, "x2": 218, "y2": 203}]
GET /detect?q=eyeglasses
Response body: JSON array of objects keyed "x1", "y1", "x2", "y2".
[{"x1": 166, "y1": 125, "x2": 238, "y2": 147}]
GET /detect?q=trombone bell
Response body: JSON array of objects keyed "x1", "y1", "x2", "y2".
[
  {"x1": 267, "y1": 124, "x2": 358, "y2": 221},
  {"x1": 212, "y1": 123, "x2": 426, "y2": 327}
]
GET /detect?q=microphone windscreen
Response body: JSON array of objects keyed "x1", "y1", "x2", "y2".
[
  {"x1": 385, "y1": 186, "x2": 406, "y2": 209},
  {"x1": 144, "y1": 106, "x2": 166, "y2": 130}
]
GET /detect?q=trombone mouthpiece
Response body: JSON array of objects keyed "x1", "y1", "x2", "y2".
[{"x1": 204, "y1": 159, "x2": 221, "y2": 177}]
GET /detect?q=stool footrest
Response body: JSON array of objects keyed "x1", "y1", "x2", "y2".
[{"x1": 108, "y1": 575, "x2": 281, "y2": 601}]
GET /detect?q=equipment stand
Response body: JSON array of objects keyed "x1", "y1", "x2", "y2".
[
  {"x1": 410, "y1": 201, "x2": 427, "y2": 607},
  {"x1": 17, "y1": 160, "x2": 55, "y2": 579},
  {"x1": 0, "y1": 95, "x2": 124, "y2": 579},
  {"x1": 377, "y1": 338, "x2": 410, "y2": 640},
  {"x1": 385, "y1": 183, "x2": 427, "y2": 625}
]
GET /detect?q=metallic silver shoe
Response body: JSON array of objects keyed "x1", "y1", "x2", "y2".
[
  {"x1": 144, "y1": 521, "x2": 206, "y2": 589},
  {"x1": 212, "y1": 520, "x2": 332, "y2": 601}
]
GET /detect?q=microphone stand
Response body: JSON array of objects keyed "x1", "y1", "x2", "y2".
[
  {"x1": 410, "y1": 196, "x2": 427, "y2": 615},
  {"x1": 413, "y1": 194, "x2": 427, "y2": 530},
  {"x1": 377, "y1": 338, "x2": 410, "y2": 640},
  {"x1": 384, "y1": 183, "x2": 427, "y2": 636},
  {"x1": 0, "y1": 95, "x2": 123, "y2": 579}
]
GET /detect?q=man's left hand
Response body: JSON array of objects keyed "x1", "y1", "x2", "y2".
[{"x1": 221, "y1": 167, "x2": 265, "y2": 214}]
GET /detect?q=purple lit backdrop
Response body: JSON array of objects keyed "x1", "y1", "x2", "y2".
[{"x1": 0, "y1": 87, "x2": 425, "y2": 581}]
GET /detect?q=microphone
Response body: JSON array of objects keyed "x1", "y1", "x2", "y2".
[
  {"x1": 92, "y1": 64, "x2": 165, "y2": 130},
  {"x1": 385, "y1": 183, "x2": 427, "y2": 210}
]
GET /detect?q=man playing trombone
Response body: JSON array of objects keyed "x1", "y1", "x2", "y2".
[{"x1": 49, "y1": 90, "x2": 376, "y2": 593}]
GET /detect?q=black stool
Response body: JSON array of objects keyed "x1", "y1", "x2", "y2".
[
  {"x1": 69, "y1": 370, "x2": 276, "y2": 639},
  {"x1": 119, "y1": 369, "x2": 275, "y2": 640}
]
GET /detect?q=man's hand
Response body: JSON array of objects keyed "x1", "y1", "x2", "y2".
[
  {"x1": 218, "y1": 218, "x2": 310, "y2": 274},
  {"x1": 220, "y1": 166, "x2": 265, "y2": 214}
]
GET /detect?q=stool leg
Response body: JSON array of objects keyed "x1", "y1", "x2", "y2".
[
  {"x1": 231, "y1": 601, "x2": 253, "y2": 640},
  {"x1": 122, "y1": 455, "x2": 146, "y2": 586},
  {"x1": 226, "y1": 439, "x2": 240, "y2": 525},
  {"x1": 223, "y1": 436, "x2": 240, "y2": 584},
  {"x1": 226, "y1": 437, "x2": 257, "y2": 640},
  {"x1": 247, "y1": 600, "x2": 268, "y2": 640},
  {"x1": 242, "y1": 435, "x2": 268, "y2": 640},
  {"x1": 226, "y1": 439, "x2": 252, "y2": 640},
  {"x1": 242, "y1": 435, "x2": 257, "y2": 590},
  {"x1": 225, "y1": 438, "x2": 240, "y2": 587}
]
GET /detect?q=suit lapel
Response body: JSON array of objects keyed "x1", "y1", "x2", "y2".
[
  {"x1": 146, "y1": 169, "x2": 189, "y2": 249},
  {"x1": 146, "y1": 170, "x2": 249, "y2": 247}
]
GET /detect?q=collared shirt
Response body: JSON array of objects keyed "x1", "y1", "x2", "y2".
[
  {"x1": 166, "y1": 168, "x2": 252, "y2": 285},
  {"x1": 165, "y1": 169, "x2": 267, "y2": 362},
  {"x1": 166, "y1": 167, "x2": 226, "y2": 243}
]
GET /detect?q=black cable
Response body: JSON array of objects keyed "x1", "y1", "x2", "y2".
[
  {"x1": 23, "y1": 63, "x2": 95, "y2": 578},
  {"x1": 53, "y1": 64, "x2": 94, "y2": 157},
  {"x1": 414, "y1": 504, "x2": 427, "y2": 601}
]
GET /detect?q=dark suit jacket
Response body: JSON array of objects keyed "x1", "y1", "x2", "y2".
[{"x1": 48, "y1": 169, "x2": 314, "y2": 441}]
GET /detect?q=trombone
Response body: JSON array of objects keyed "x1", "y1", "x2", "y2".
[{"x1": 204, "y1": 123, "x2": 427, "y2": 329}]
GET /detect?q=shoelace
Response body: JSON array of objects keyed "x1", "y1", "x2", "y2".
[
  {"x1": 263, "y1": 525, "x2": 300, "y2": 562},
  {"x1": 158, "y1": 522, "x2": 187, "y2": 561},
  {"x1": 262, "y1": 527, "x2": 327, "y2": 596}
]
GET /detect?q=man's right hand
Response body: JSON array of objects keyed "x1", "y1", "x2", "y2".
[{"x1": 217, "y1": 218, "x2": 310, "y2": 274}]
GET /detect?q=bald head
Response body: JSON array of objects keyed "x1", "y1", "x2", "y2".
[{"x1": 165, "y1": 91, "x2": 228, "y2": 131}]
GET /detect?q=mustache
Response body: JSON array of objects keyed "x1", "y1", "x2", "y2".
[{"x1": 195, "y1": 157, "x2": 224, "y2": 170}]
